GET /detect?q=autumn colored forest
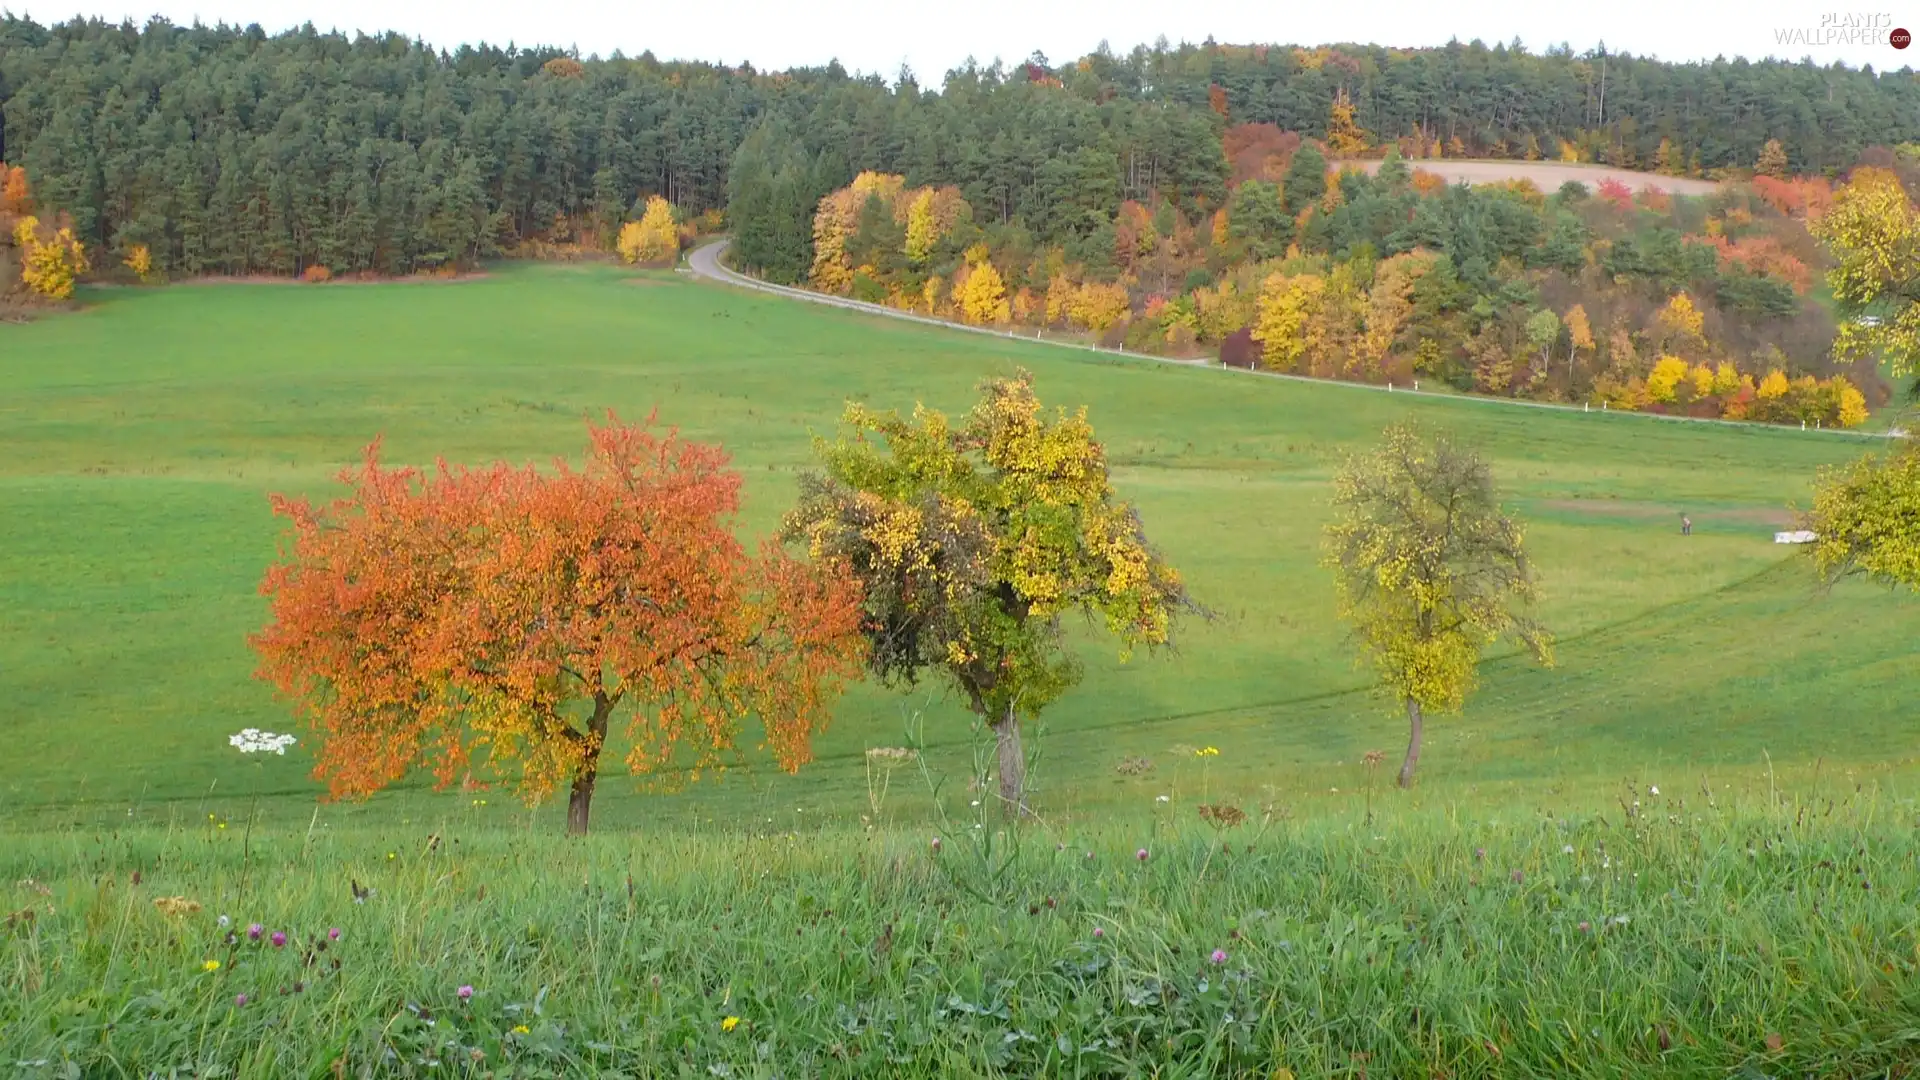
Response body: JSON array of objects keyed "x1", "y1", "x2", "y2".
[
  {"x1": 6, "y1": 16, "x2": 1920, "y2": 1076},
  {"x1": 4, "y1": 16, "x2": 1919, "y2": 430}
]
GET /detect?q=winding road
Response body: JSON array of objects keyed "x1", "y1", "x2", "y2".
[{"x1": 683, "y1": 240, "x2": 1889, "y2": 441}]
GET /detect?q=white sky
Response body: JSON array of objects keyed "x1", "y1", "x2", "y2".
[{"x1": 9, "y1": 0, "x2": 1916, "y2": 79}]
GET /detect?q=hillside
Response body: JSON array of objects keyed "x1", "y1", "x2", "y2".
[{"x1": 1, "y1": 262, "x2": 1910, "y2": 832}]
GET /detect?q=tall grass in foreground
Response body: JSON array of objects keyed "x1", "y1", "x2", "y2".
[{"x1": 4, "y1": 780, "x2": 1918, "y2": 1078}]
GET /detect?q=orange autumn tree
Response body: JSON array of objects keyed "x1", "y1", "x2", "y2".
[{"x1": 251, "y1": 416, "x2": 868, "y2": 834}]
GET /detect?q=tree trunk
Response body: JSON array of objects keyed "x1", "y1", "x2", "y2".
[
  {"x1": 991, "y1": 704, "x2": 1026, "y2": 816},
  {"x1": 1398, "y1": 697, "x2": 1424, "y2": 789},
  {"x1": 565, "y1": 692, "x2": 617, "y2": 836}
]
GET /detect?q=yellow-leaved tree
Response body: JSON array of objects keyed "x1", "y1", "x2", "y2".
[
  {"x1": 1066, "y1": 282, "x2": 1130, "y2": 333},
  {"x1": 1251, "y1": 272, "x2": 1326, "y2": 372},
  {"x1": 785, "y1": 371, "x2": 1199, "y2": 812},
  {"x1": 123, "y1": 243, "x2": 153, "y2": 282},
  {"x1": 810, "y1": 172, "x2": 910, "y2": 294},
  {"x1": 1324, "y1": 424, "x2": 1553, "y2": 788},
  {"x1": 1805, "y1": 439, "x2": 1920, "y2": 592},
  {"x1": 1656, "y1": 292, "x2": 1706, "y2": 351},
  {"x1": 1564, "y1": 303, "x2": 1595, "y2": 382},
  {"x1": 957, "y1": 251, "x2": 1010, "y2": 325},
  {"x1": 14, "y1": 216, "x2": 90, "y2": 300},
  {"x1": 905, "y1": 190, "x2": 938, "y2": 265},
  {"x1": 1325, "y1": 89, "x2": 1371, "y2": 157},
  {"x1": 618, "y1": 196, "x2": 679, "y2": 264},
  {"x1": 1811, "y1": 167, "x2": 1920, "y2": 379},
  {"x1": 1645, "y1": 356, "x2": 1691, "y2": 403}
]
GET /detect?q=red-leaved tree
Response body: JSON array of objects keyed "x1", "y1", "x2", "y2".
[{"x1": 252, "y1": 415, "x2": 868, "y2": 833}]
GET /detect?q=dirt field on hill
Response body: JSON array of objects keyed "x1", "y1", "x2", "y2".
[{"x1": 1336, "y1": 159, "x2": 1720, "y2": 195}]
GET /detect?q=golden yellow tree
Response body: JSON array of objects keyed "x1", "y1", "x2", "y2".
[
  {"x1": 1646, "y1": 355, "x2": 1691, "y2": 403},
  {"x1": 904, "y1": 190, "x2": 938, "y2": 264},
  {"x1": 1251, "y1": 272, "x2": 1326, "y2": 371},
  {"x1": 1326, "y1": 89, "x2": 1371, "y2": 157},
  {"x1": 1711, "y1": 361, "x2": 1742, "y2": 396},
  {"x1": 123, "y1": 243, "x2": 153, "y2": 282},
  {"x1": 957, "y1": 256, "x2": 1010, "y2": 325},
  {"x1": 1757, "y1": 369, "x2": 1791, "y2": 401},
  {"x1": 14, "y1": 216, "x2": 90, "y2": 300},
  {"x1": 618, "y1": 197, "x2": 679, "y2": 264},
  {"x1": 809, "y1": 172, "x2": 912, "y2": 293},
  {"x1": 1067, "y1": 282, "x2": 1130, "y2": 332},
  {"x1": 1363, "y1": 252, "x2": 1436, "y2": 370},
  {"x1": 1688, "y1": 363, "x2": 1715, "y2": 398}
]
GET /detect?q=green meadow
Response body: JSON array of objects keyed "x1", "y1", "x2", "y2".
[
  {"x1": 5, "y1": 263, "x2": 1920, "y2": 1075},
  {"x1": 3, "y1": 262, "x2": 1912, "y2": 829}
]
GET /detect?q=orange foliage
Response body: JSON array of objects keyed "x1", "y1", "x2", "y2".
[
  {"x1": 0, "y1": 166, "x2": 30, "y2": 219},
  {"x1": 1221, "y1": 123, "x2": 1301, "y2": 188},
  {"x1": 1635, "y1": 186, "x2": 1672, "y2": 212},
  {"x1": 1208, "y1": 84, "x2": 1229, "y2": 118},
  {"x1": 541, "y1": 57, "x2": 585, "y2": 79},
  {"x1": 301, "y1": 264, "x2": 332, "y2": 283},
  {"x1": 1114, "y1": 200, "x2": 1156, "y2": 270},
  {"x1": 1410, "y1": 169, "x2": 1447, "y2": 196},
  {"x1": 1699, "y1": 233, "x2": 1812, "y2": 294},
  {"x1": 1752, "y1": 175, "x2": 1834, "y2": 219},
  {"x1": 250, "y1": 416, "x2": 867, "y2": 832}
]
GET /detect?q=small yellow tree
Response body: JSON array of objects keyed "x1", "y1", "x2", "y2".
[
  {"x1": 617, "y1": 197, "x2": 680, "y2": 265},
  {"x1": 1251, "y1": 272, "x2": 1326, "y2": 371},
  {"x1": 1324, "y1": 424, "x2": 1552, "y2": 788},
  {"x1": 14, "y1": 216, "x2": 90, "y2": 300},
  {"x1": 1755, "y1": 139, "x2": 1789, "y2": 179},
  {"x1": 123, "y1": 243, "x2": 153, "y2": 282},
  {"x1": 957, "y1": 258, "x2": 1010, "y2": 325},
  {"x1": 1646, "y1": 355, "x2": 1691, "y2": 403},
  {"x1": 1326, "y1": 89, "x2": 1371, "y2": 157},
  {"x1": 904, "y1": 190, "x2": 938, "y2": 265},
  {"x1": 1067, "y1": 282, "x2": 1130, "y2": 332}
]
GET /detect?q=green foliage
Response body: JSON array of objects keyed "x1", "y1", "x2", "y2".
[
  {"x1": 1281, "y1": 144, "x2": 1328, "y2": 215},
  {"x1": 1225, "y1": 180, "x2": 1291, "y2": 259}
]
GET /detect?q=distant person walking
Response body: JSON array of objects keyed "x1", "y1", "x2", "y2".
[{"x1": 1681, "y1": 513, "x2": 1692, "y2": 536}]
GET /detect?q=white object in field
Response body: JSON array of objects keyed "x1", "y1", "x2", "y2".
[{"x1": 1774, "y1": 530, "x2": 1816, "y2": 544}]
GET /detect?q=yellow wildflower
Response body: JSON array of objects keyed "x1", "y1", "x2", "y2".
[
  {"x1": 721, "y1": 1016, "x2": 741, "y2": 1032},
  {"x1": 202, "y1": 959, "x2": 220, "y2": 972}
]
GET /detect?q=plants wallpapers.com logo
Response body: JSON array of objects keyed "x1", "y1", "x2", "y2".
[{"x1": 1773, "y1": 13, "x2": 1910, "y2": 48}]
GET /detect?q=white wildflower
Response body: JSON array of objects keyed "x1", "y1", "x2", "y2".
[
  {"x1": 1562, "y1": 845, "x2": 1575, "y2": 855},
  {"x1": 1155, "y1": 795, "x2": 1170, "y2": 803},
  {"x1": 1649, "y1": 785, "x2": 1660, "y2": 796},
  {"x1": 229, "y1": 728, "x2": 297, "y2": 755}
]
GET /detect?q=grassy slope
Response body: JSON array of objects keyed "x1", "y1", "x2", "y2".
[
  {"x1": 1, "y1": 263, "x2": 1914, "y2": 833},
  {"x1": 4, "y1": 794, "x2": 1918, "y2": 1076}
]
